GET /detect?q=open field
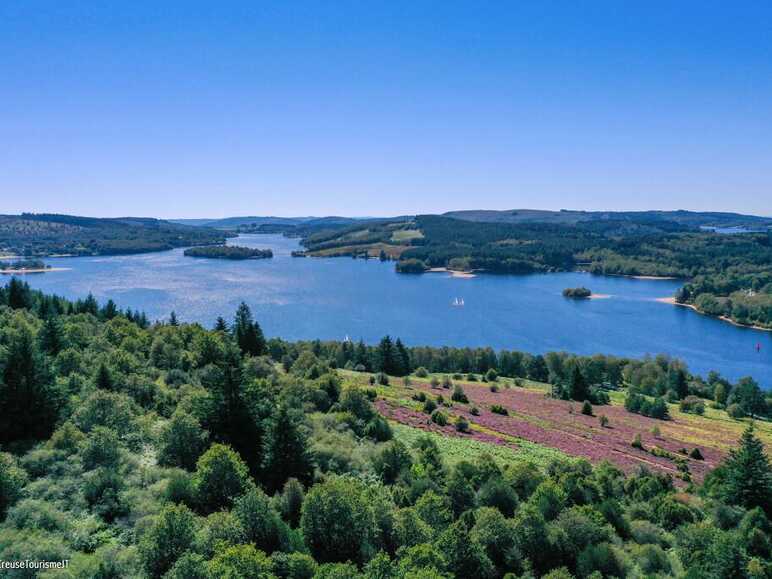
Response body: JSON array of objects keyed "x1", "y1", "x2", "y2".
[{"x1": 342, "y1": 370, "x2": 772, "y2": 482}]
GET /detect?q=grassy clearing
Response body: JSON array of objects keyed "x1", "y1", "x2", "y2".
[
  {"x1": 391, "y1": 422, "x2": 569, "y2": 468},
  {"x1": 391, "y1": 229, "x2": 424, "y2": 243}
]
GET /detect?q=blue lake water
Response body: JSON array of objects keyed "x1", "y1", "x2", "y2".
[{"x1": 13, "y1": 234, "x2": 772, "y2": 387}]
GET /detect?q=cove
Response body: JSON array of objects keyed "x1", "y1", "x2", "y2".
[{"x1": 18, "y1": 234, "x2": 772, "y2": 387}]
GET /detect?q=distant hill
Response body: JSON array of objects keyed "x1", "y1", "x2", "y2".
[
  {"x1": 443, "y1": 209, "x2": 772, "y2": 229},
  {"x1": 170, "y1": 216, "x2": 372, "y2": 230},
  {"x1": 0, "y1": 213, "x2": 230, "y2": 257}
]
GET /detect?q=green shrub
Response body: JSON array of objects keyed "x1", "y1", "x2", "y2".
[
  {"x1": 490, "y1": 404, "x2": 509, "y2": 416},
  {"x1": 455, "y1": 415, "x2": 470, "y2": 433},
  {"x1": 414, "y1": 367, "x2": 429, "y2": 378},
  {"x1": 431, "y1": 410, "x2": 448, "y2": 426},
  {"x1": 451, "y1": 385, "x2": 469, "y2": 403},
  {"x1": 581, "y1": 400, "x2": 593, "y2": 416}
]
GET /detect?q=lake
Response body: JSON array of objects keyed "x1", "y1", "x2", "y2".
[{"x1": 15, "y1": 234, "x2": 772, "y2": 387}]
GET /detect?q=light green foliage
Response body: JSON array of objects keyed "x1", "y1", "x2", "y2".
[
  {"x1": 193, "y1": 443, "x2": 253, "y2": 513},
  {"x1": 139, "y1": 503, "x2": 198, "y2": 578},
  {"x1": 0, "y1": 452, "x2": 27, "y2": 519},
  {"x1": 301, "y1": 476, "x2": 376, "y2": 564},
  {"x1": 206, "y1": 544, "x2": 274, "y2": 578}
]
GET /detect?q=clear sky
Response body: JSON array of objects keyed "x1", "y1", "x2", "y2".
[{"x1": 2, "y1": 1, "x2": 771, "y2": 218}]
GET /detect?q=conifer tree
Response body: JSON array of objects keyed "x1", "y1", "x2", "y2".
[
  {"x1": 233, "y1": 302, "x2": 265, "y2": 356},
  {"x1": 0, "y1": 327, "x2": 57, "y2": 443},
  {"x1": 262, "y1": 404, "x2": 314, "y2": 493},
  {"x1": 95, "y1": 362, "x2": 114, "y2": 391},
  {"x1": 723, "y1": 423, "x2": 772, "y2": 513},
  {"x1": 39, "y1": 315, "x2": 65, "y2": 355}
]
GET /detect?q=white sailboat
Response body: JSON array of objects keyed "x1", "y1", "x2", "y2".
[{"x1": 452, "y1": 297, "x2": 465, "y2": 307}]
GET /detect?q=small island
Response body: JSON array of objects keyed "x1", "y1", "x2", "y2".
[
  {"x1": 562, "y1": 286, "x2": 592, "y2": 299},
  {"x1": 183, "y1": 245, "x2": 273, "y2": 260}
]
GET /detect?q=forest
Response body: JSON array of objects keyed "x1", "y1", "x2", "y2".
[
  {"x1": 0, "y1": 279, "x2": 771, "y2": 578},
  {"x1": 183, "y1": 246, "x2": 274, "y2": 260},
  {"x1": 0, "y1": 214, "x2": 229, "y2": 257}
]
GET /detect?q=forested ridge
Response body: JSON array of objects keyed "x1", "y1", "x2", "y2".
[
  {"x1": 0, "y1": 214, "x2": 230, "y2": 257},
  {"x1": 0, "y1": 280, "x2": 771, "y2": 578}
]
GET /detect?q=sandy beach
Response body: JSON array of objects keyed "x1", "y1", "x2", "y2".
[
  {"x1": 656, "y1": 296, "x2": 772, "y2": 332},
  {"x1": 427, "y1": 267, "x2": 477, "y2": 279},
  {"x1": 0, "y1": 267, "x2": 70, "y2": 275}
]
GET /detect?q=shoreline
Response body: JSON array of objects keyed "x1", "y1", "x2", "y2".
[
  {"x1": 601, "y1": 272, "x2": 680, "y2": 281},
  {"x1": 427, "y1": 267, "x2": 477, "y2": 279},
  {"x1": 656, "y1": 297, "x2": 772, "y2": 332},
  {"x1": 0, "y1": 267, "x2": 70, "y2": 274},
  {"x1": 589, "y1": 293, "x2": 612, "y2": 299}
]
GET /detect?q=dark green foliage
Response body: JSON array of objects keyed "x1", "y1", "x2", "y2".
[
  {"x1": 278, "y1": 478, "x2": 306, "y2": 528},
  {"x1": 233, "y1": 302, "x2": 266, "y2": 356},
  {"x1": 563, "y1": 287, "x2": 591, "y2": 298},
  {"x1": 451, "y1": 384, "x2": 468, "y2": 403},
  {"x1": 158, "y1": 410, "x2": 208, "y2": 471},
  {"x1": 490, "y1": 404, "x2": 508, "y2": 415},
  {"x1": 233, "y1": 487, "x2": 288, "y2": 554},
  {"x1": 261, "y1": 404, "x2": 314, "y2": 493},
  {"x1": 581, "y1": 400, "x2": 593, "y2": 416},
  {"x1": 0, "y1": 325, "x2": 58, "y2": 444},
  {"x1": 184, "y1": 244, "x2": 273, "y2": 259},
  {"x1": 721, "y1": 424, "x2": 772, "y2": 513}
]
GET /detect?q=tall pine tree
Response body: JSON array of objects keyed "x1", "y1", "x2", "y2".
[
  {"x1": 233, "y1": 302, "x2": 266, "y2": 356},
  {"x1": 722, "y1": 423, "x2": 772, "y2": 513},
  {"x1": 0, "y1": 327, "x2": 57, "y2": 443},
  {"x1": 261, "y1": 404, "x2": 314, "y2": 493}
]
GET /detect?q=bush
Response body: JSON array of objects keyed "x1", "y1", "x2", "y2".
[
  {"x1": 485, "y1": 369, "x2": 498, "y2": 382},
  {"x1": 158, "y1": 410, "x2": 208, "y2": 471},
  {"x1": 690, "y1": 448, "x2": 704, "y2": 460},
  {"x1": 414, "y1": 367, "x2": 429, "y2": 378},
  {"x1": 451, "y1": 385, "x2": 469, "y2": 403},
  {"x1": 441, "y1": 375, "x2": 452, "y2": 389},
  {"x1": 632, "y1": 434, "x2": 645, "y2": 450},
  {"x1": 577, "y1": 542, "x2": 624, "y2": 578},
  {"x1": 375, "y1": 372, "x2": 389, "y2": 386},
  {"x1": 412, "y1": 391, "x2": 427, "y2": 402},
  {"x1": 455, "y1": 415, "x2": 470, "y2": 433},
  {"x1": 490, "y1": 404, "x2": 509, "y2": 416},
  {"x1": 430, "y1": 377, "x2": 440, "y2": 389},
  {"x1": 599, "y1": 415, "x2": 609, "y2": 428},
  {"x1": 727, "y1": 403, "x2": 746, "y2": 419},
  {"x1": 581, "y1": 400, "x2": 593, "y2": 416},
  {"x1": 489, "y1": 384, "x2": 499, "y2": 393},
  {"x1": 422, "y1": 399, "x2": 437, "y2": 415},
  {"x1": 467, "y1": 373, "x2": 478, "y2": 382},
  {"x1": 470, "y1": 407, "x2": 480, "y2": 416},
  {"x1": 81, "y1": 426, "x2": 121, "y2": 470},
  {"x1": 0, "y1": 452, "x2": 28, "y2": 518},
  {"x1": 139, "y1": 503, "x2": 197, "y2": 577},
  {"x1": 193, "y1": 444, "x2": 253, "y2": 513},
  {"x1": 679, "y1": 395, "x2": 705, "y2": 415},
  {"x1": 431, "y1": 410, "x2": 448, "y2": 426}
]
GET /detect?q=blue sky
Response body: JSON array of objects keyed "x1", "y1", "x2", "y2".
[{"x1": 1, "y1": 1, "x2": 771, "y2": 218}]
